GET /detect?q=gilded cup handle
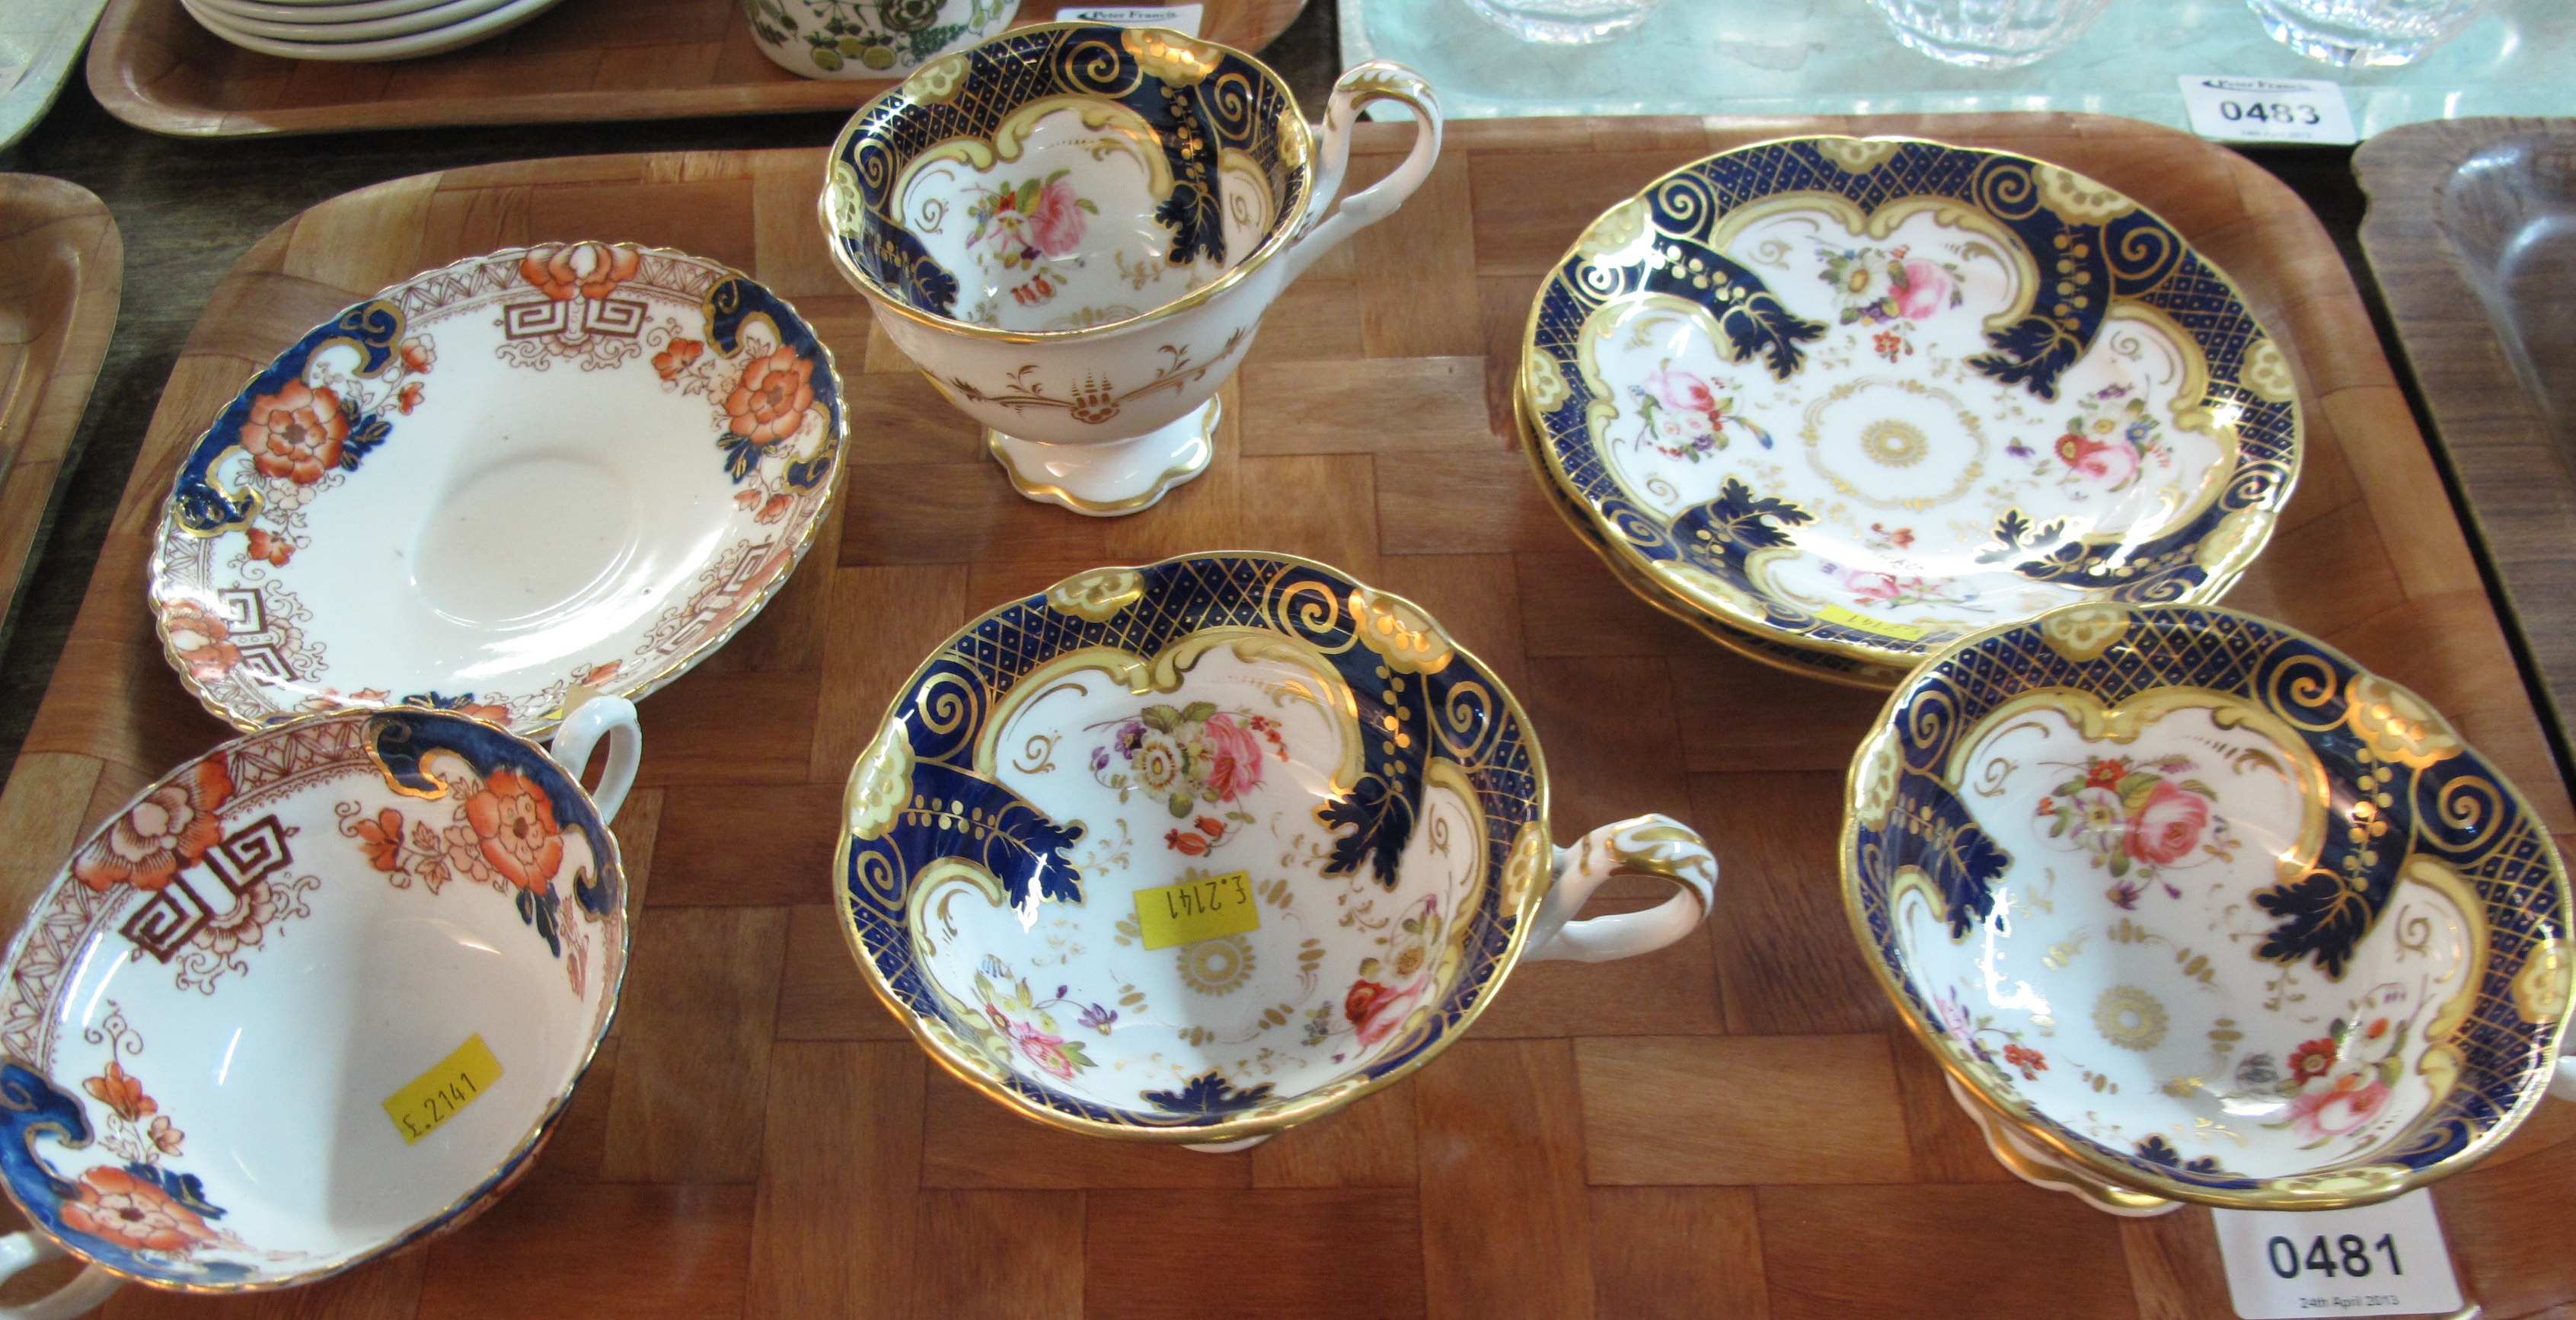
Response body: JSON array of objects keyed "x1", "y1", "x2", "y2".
[
  {"x1": 1275, "y1": 61, "x2": 1443, "y2": 285},
  {"x1": 1520, "y1": 813, "x2": 1716, "y2": 964},
  {"x1": 547, "y1": 693, "x2": 641, "y2": 824},
  {"x1": 0, "y1": 1232, "x2": 120, "y2": 1320}
]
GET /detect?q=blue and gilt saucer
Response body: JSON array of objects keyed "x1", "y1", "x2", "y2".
[
  {"x1": 1845, "y1": 603, "x2": 2572, "y2": 1209},
  {"x1": 1520, "y1": 136, "x2": 2302, "y2": 679},
  {"x1": 148, "y1": 243, "x2": 848, "y2": 736}
]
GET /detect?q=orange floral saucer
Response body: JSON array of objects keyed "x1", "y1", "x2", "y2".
[{"x1": 148, "y1": 242, "x2": 848, "y2": 735}]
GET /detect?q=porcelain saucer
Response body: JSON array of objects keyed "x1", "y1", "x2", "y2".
[
  {"x1": 149, "y1": 243, "x2": 847, "y2": 737},
  {"x1": 1843, "y1": 602, "x2": 2572, "y2": 1208},
  {"x1": 1521, "y1": 136, "x2": 2301, "y2": 673},
  {"x1": 1515, "y1": 387, "x2": 1915, "y2": 690}
]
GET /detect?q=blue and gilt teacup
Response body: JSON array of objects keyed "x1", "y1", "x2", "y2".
[
  {"x1": 822, "y1": 25, "x2": 1443, "y2": 515},
  {"x1": 1845, "y1": 603, "x2": 2573, "y2": 1213},
  {"x1": 838, "y1": 553, "x2": 1718, "y2": 1146},
  {"x1": 0, "y1": 700, "x2": 637, "y2": 1309}
]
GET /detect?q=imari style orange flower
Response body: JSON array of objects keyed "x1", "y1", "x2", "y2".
[
  {"x1": 72, "y1": 758, "x2": 234, "y2": 892},
  {"x1": 239, "y1": 379, "x2": 346, "y2": 486},
  {"x1": 83, "y1": 1061, "x2": 154, "y2": 1123},
  {"x1": 519, "y1": 241, "x2": 642, "y2": 302},
  {"x1": 61, "y1": 1167, "x2": 218, "y2": 1254},
  {"x1": 350, "y1": 807, "x2": 404, "y2": 872},
  {"x1": 160, "y1": 598, "x2": 241, "y2": 683},
  {"x1": 466, "y1": 770, "x2": 564, "y2": 892},
  {"x1": 653, "y1": 338, "x2": 703, "y2": 381},
  {"x1": 243, "y1": 528, "x2": 292, "y2": 567},
  {"x1": 724, "y1": 347, "x2": 817, "y2": 445}
]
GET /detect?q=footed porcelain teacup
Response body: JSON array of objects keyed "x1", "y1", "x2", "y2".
[
  {"x1": 0, "y1": 700, "x2": 638, "y2": 1312},
  {"x1": 838, "y1": 553, "x2": 1718, "y2": 1145},
  {"x1": 1845, "y1": 603, "x2": 2574, "y2": 1214},
  {"x1": 821, "y1": 25, "x2": 1442, "y2": 515}
]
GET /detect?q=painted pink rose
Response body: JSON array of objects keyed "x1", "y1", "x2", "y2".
[
  {"x1": 1004, "y1": 1016, "x2": 1078, "y2": 1080},
  {"x1": 2056, "y1": 432, "x2": 2139, "y2": 486},
  {"x1": 1892, "y1": 258, "x2": 1952, "y2": 320},
  {"x1": 1195, "y1": 713, "x2": 1265, "y2": 803},
  {"x1": 1646, "y1": 367, "x2": 1719, "y2": 418},
  {"x1": 2127, "y1": 779, "x2": 2211, "y2": 866},
  {"x1": 1845, "y1": 571, "x2": 1904, "y2": 604},
  {"x1": 1027, "y1": 179, "x2": 1087, "y2": 258},
  {"x1": 1344, "y1": 977, "x2": 1425, "y2": 1049},
  {"x1": 2284, "y1": 1064, "x2": 2391, "y2": 1142}
]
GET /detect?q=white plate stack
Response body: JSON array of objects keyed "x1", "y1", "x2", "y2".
[{"x1": 182, "y1": 0, "x2": 569, "y2": 60}]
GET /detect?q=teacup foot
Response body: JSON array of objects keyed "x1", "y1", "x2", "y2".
[
  {"x1": 988, "y1": 400, "x2": 1219, "y2": 517},
  {"x1": 1946, "y1": 1077, "x2": 2182, "y2": 1218},
  {"x1": 1182, "y1": 1133, "x2": 1272, "y2": 1153}
]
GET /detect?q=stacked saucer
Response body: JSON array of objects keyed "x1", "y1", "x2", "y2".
[
  {"x1": 182, "y1": 0, "x2": 567, "y2": 60},
  {"x1": 1518, "y1": 135, "x2": 2303, "y2": 687}
]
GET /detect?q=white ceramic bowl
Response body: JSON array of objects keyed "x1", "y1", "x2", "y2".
[
  {"x1": 181, "y1": 0, "x2": 564, "y2": 59},
  {"x1": 187, "y1": 0, "x2": 516, "y2": 43}
]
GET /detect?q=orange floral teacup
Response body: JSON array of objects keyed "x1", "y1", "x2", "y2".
[{"x1": 0, "y1": 701, "x2": 637, "y2": 1312}]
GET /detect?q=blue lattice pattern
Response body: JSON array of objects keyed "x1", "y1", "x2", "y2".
[
  {"x1": 1847, "y1": 603, "x2": 2573, "y2": 1204},
  {"x1": 1524, "y1": 136, "x2": 2301, "y2": 664},
  {"x1": 841, "y1": 553, "x2": 1544, "y2": 1133}
]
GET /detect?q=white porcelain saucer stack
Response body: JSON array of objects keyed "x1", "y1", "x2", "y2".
[{"x1": 180, "y1": 0, "x2": 569, "y2": 61}]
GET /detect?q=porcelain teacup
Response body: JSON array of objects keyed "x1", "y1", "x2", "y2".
[
  {"x1": 821, "y1": 25, "x2": 1443, "y2": 515},
  {"x1": 838, "y1": 552, "x2": 1719, "y2": 1146},
  {"x1": 0, "y1": 699, "x2": 639, "y2": 1312},
  {"x1": 742, "y1": 0, "x2": 1020, "y2": 79},
  {"x1": 1844, "y1": 603, "x2": 2574, "y2": 1214}
]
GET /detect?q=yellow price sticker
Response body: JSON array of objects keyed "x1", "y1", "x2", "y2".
[
  {"x1": 1135, "y1": 870, "x2": 1259, "y2": 951},
  {"x1": 1816, "y1": 603, "x2": 1935, "y2": 642},
  {"x1": 383, "y1": 1035, "x2": 503, "y2": 1146}
]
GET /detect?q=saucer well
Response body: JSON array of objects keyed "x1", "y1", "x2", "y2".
[
  {"x1": 1843, "y1": 603, "x2": 2573, "y2": 1208},
  {"x1": 1521, "y1": 136, "x2": 2301, "y2": 672},
  {"x1": 1515, "y1": 386, "x2": 1917, "y2": 690},
  {"x1": 839, "y1": 553, "x2": 1552, "y2": 1141},
  {"x1": 149, "y1": 244, "x2": 847, "y2": 737}
]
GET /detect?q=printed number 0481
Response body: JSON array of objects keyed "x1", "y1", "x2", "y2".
[{"x1": 2265, "y1": 1234, "x2": 2402, "y2": 1280}]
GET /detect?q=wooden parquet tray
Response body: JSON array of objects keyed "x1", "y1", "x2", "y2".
[
  {"x1": 85, "y1": 0, "x2": 1306, "y2": 138},
  {"x1": 0, "y1": 175, "x2": 117, "y2": 650},
  {"x1": 4, "y1": 115, "x2": 2573, "y2": 1318}
]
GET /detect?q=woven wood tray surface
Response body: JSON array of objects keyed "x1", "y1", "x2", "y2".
[
  {"x1": 2, "y1": 115, "x2": 2571, "y2": 1319},
  {"x1": 0, "y1": 175, "x2": 118, "y2": 654},
  {"x1": 85, "y1": 0, "x2": 1307, "y2": 138}
]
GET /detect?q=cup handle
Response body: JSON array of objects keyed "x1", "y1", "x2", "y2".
[
  {"x1": 548, "y1": 694, "x2": 640, "y2": 824},
  {"x1": 0, "y1": 1232, "x2": 119, "y2": 1320},
  {"x1": 1274, "y1": 60, "x2": 1444, "y2": 285},
  {"x1": 1520, "y1": 814, "x2": 1716, "y2": 964},
  {"x1": 2553, "y1": 1056, "x2": 2575, "y2": 1103}
]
